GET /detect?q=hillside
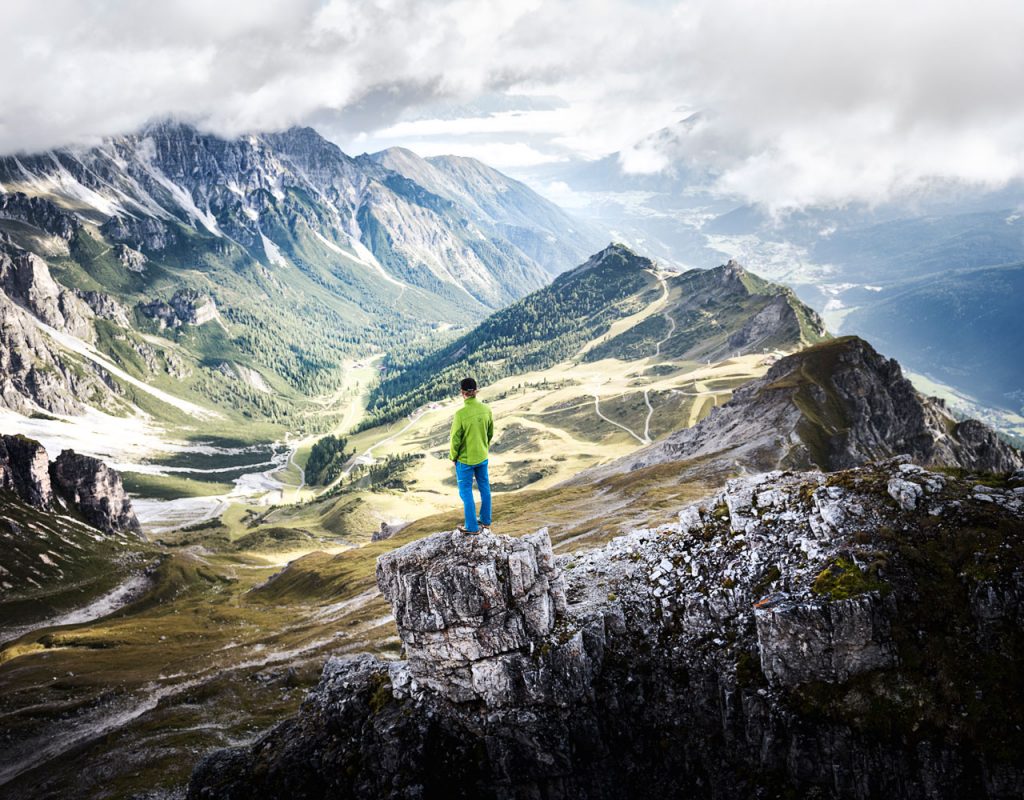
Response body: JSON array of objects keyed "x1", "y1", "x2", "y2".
[{"x1": 361, "y1": 245, "x2": 827, "y2": 427}]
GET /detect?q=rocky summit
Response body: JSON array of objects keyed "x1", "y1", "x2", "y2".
[
  {"x1": 594, "y1": 336, "x2": 1024, "y2": 478},
  {"x1": 188, "y1": 459, "x2": 1024, "y2": 799},
  {"x1": 376, "y1": 529, "x2": 574, "y2": 706}
]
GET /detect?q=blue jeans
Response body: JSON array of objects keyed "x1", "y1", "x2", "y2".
[{"x1": 455, "y1": 459, "x2": 491, "y2": 532}]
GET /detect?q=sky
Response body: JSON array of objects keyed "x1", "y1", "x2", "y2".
[{"x1": 3, "y1": 0, "x2": 1024, "y2": 210}]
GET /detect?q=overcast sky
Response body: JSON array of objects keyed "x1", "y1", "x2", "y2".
[{"x1": 3, "y1": 0, "x2": 1024, "y2": 209}]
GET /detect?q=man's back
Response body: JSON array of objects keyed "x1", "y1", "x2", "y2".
[{"x1": 450, "y1": 397, "x2": 493, "y2": 465}]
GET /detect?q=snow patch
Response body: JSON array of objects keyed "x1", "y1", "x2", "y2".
[{"x1": 260, "y1": 232, "x2": 288, "y2": 267}]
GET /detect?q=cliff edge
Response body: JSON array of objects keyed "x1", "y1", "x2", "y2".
[{"x1": 188, "y1": 459, "x2": 1024, "y2": 800}]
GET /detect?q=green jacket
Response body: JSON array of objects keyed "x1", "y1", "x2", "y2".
[{"x1": 449, "y1": 397, "x2": 493, "y2": 464}]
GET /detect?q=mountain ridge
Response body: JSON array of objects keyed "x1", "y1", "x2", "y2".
[{"x1": 586, "y1": 335, "x2": 1023, "y2": 480}]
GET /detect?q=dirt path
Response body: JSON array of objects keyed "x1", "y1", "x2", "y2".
[
  {"x1": 0, "y1": 573, "x2": 152, "y2": 646},
  {"x1": 591, "y1": 390, "x2": 647, "y2": 445}
]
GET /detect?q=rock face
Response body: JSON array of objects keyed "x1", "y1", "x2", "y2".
[
  {"x1": 0, "y1": 244, "x2": 93, "y2": 339},
  {"x1": 0, "y1": 191, "x2": 80, "y2": 240},
  {"x1": 0, "y1": 433, "x2": 53, "y2": 507},
  {"x1": 101, "y1": 215, "x2": 176, "y2": 251},
  {"x1": 376, "y1": 529, "x2": 571, "y2": 705},
  {"x1": 0, "y1": 289, "x2": 117, "y2": 415},
  {"x1": 51, "y1": 449, "x2": 141, "y2": 535},
  {"x1": 188, "y1": 460, "x2": 1024, "y2": 799},
  {"x1": 0, "y1": 434, "x2": 140, "y2": 536},
  {"x1": 113, "y1": 243, "x2": 147, "y2": 270},
  {"x1": 595, "y1": 336, "x2": 1023, "y2": 478}
]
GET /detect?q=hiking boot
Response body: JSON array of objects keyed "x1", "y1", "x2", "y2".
[
  {"x1": 456, "y1": 525, "x2": 480, "y2": 535},
  {"x1": 480, "y1": 525, "x2": 492, "y2": 535}
]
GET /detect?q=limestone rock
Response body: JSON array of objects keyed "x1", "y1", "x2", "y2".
[
  {"x1": 0, "y1": 245, "x2": 93, "y2": 339},
  {"x1": 0, "y1": 433, "x2": 53, "y2": 507},
  {"x1": 376, "y1": 527, "x2": 569, "y2": 705},
  {"x1": 113, "y1": 243, "x2": 147, "y2": 271},
  {"x1": 755, "y1": 593, "x2": 897, "y2": 687},
  {"x1": 51, "y1": 449, "x2": 141, "y2": 535}
]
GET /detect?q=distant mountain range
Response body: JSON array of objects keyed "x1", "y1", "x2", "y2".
[
  {"x1": 519, "y1": 123, "x2": 1024, "y2": 425},
  {"x1": 0, "y1": 122, "x2": 603, "y2": 428}
]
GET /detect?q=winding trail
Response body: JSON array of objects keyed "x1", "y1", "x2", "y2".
[
  {"x1": 591, "y1": 390, "x2": 647, "y2": 445},
  {"x1": 595, "y1": 270, "x2": 677, "y2": 446},
  {"x1": 642, "y1": 389, "x2": 655, "y2": 443},
  {"x1": 340, "y1": 403, "x2": 444, "y2": 480}
]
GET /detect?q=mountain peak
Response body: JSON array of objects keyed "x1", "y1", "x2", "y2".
[
  {"x1": 597, "y1": 334, "x2": 1022, "y2": 477},
  {"x1": 579, "y1": 242, "x2": 649, "y2": 271}
]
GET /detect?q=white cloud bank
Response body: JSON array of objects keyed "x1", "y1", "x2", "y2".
[{"x1": 2, "y1": 0, "x2": 1024, "y2": 209}]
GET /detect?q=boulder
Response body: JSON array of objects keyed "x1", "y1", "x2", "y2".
[
  {"x1": 0, "y1": 433, "x2": 53, "y2": 507},
  {"x1": 51, "y1": 449, "x2": 141, "y2": 535},
  {"x1": 376, "y1": 527, "x2": 573, "y2": 705}
]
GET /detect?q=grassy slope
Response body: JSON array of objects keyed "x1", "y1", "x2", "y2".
[{"x1": 0, "y1": 493, "x2": 158, "y2": 627}]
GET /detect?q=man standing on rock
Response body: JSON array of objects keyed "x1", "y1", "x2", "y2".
[{"x1": 450, "y1": 377, "x2": 493, "y2": 535}]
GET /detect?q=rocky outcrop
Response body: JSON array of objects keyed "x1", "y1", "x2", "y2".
[
  {"x1": 113, "y1": 243, "x2": 147, "y2": 271},
  {"x1": 74, "y1": 289, "x2": 132, "y2": 327},
  {"x1": 0, "y1": 291, "x2": 117, "y2": 415},
  {"x1": 139, "y1": 288, "x2": 219, "y2": 329},
  {"x1": 51, "y1": 449, "x2": 141, "y2": 535},
  {"x1": 376, "y1": 529, "x2": 573, "y2": 705},
  {"x1": 100, "y1": 215, "x2": 175, "y2": 251},
  {"x1": 0, "y1": 245, "x2": 93, "y2": 339},
  {"x1": 0, "y1": 433, "x2": 53, "y2": 507},
  {"x1": 371, "y1": 521, "x2": 396, "y2": 541},
  {"x1": 0, "y1": 191, "x2": 80, "y2": 240},
  {"x1": 594, "y1": 336, "x2": 1023, "y2": 478},
  {"x1": 188, "y1": 460, "x2": 1024, "y2": 799},
  {"x1": 0, "y1": 434, "x2": 140, "y2": 536}
]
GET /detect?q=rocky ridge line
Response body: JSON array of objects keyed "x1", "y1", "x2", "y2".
[{"x1": 188, "y1": 459, "x2": 1024, "y2": 799}]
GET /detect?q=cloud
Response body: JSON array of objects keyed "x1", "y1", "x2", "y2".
[{"x1": 2, "y1": 0, "x2": 1024, "y2": 209}]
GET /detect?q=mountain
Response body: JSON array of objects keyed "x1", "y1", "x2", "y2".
[
  {"x1": 594, "y1": 336, "x2": 1023, "y2": 478},
  {"x1": 360, "y1": 244, "x2": 827, "y2": 427},
  {"x1": 0, "y1": 122, "x2": 597, "y2": 432},
  {"x1": 0, "y1": 122, "x2": 583, "y2": 308},
  {"x1": 188, "y1": 459, "x2": 1024, "y2": 799},
  {"x1": 520, "y1": 120, "x2": 1024, "y2": 435},
  {"x1": 367, "y1": 147, "x2": 605, "y2": 275},
  {"x1": 839, "y1": 262, "x2": 1024, "y2": 415}
]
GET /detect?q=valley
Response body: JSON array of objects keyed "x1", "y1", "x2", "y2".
[
  {"x1": 0, "y1": 123, "x2": 1021, "y2": 800},
  {"x1": 0, "y1": 234, "x2": 829, "y2": 797}
]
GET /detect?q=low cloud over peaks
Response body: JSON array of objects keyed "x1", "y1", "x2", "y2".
[{"x1": 3, "y1": 0, "x2": 1023, "y2": 210}]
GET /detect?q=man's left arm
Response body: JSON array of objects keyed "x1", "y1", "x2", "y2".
[{"x1": 486, "y1": 410, "x2": 494, "y2": 446}]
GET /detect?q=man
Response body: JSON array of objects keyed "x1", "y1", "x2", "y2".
[{"x1": 449, "y1": 377, "x2": 493, "y2": 535}]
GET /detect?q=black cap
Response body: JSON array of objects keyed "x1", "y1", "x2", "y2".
[{"x1": 460, "y1": 377, "x2": 477, "y2": 392}]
